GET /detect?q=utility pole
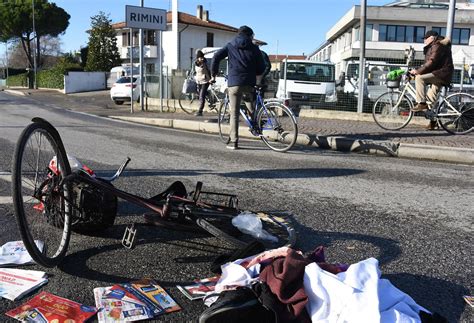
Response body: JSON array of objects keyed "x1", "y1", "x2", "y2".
[
  {"x1": 139, "y1": 0, "x2": 145, "y2": 111},
  {"x1": 357, "y1": 0, "x2": 367, "y2": 114},
  {"x1": 32, "y1": 0, "x2": 37, "y2": 89}
]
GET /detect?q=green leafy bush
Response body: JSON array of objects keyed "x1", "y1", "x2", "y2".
[{"x1": 6, "y1": 73, "x2": 28, "y2": 87}]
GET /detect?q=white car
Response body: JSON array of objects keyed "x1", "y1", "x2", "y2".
[{"x1": 110, "y1": 76, "x2": 140, "y2": 105}]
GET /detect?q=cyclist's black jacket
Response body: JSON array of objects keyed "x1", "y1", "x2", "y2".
[{"x1": 211, "y1": 33, "x2": 265, "y2": 87}]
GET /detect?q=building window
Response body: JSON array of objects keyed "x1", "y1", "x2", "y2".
[
  {"x1": 379, "y1": 24, "x2": 425, "y2": 43},
  {"x1": 146, "y1": 30, "x2": 156, "y2": 45},
  {"x1": 122, "y1": 32, "x2": 129, "y2": 47},
  {"x1": 355, "y1": 24, "x2": 373, "y2": 41},
  {"x1": 432, "y1": 27, "x2": 470, "y2": 45},
  {"x1": 207, "y1": 32, "x2": 214, "y2": 47}
]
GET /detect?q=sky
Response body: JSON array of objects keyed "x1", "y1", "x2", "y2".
[{"x1": 50, "y1": 0, "x2": 389, "y2": 56}]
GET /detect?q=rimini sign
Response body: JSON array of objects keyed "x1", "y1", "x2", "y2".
[{"x1": 125, "y1": 5, "x2": 167, "y2": 30}]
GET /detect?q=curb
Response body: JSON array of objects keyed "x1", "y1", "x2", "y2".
[
  {"x1": 3, "y1": 89, "x2": 30, "y2": 96},
  {"x1": 109, "y1": 116, "x2": 474, "y2": 165}
]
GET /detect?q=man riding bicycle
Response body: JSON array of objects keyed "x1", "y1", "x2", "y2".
[{"x1": 409, "y1": 30, "x2": 454, "y2": 130}]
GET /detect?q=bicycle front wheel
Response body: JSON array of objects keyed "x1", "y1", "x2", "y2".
[
  {"x1": 12, "y1": 121, "x2": 72, "y2": 267},
  {"x1": 217, "y1": 99, "x2": 231, "y2": 144},
  {"x1": 257, "y1": 102, "x2": 298, "y2": 152},
  {"x1": 192, "y1": 208, "x2": 296, "y2": 249},
  {"x1": 438, "y1": 92, "x2": 474, "y2": 135},
  {"x1": 178, "y1": 92, "x2": 197, "y2": 114},
  {"x1": 372, "y1": 91, "x2": 414, "y2": 130}
]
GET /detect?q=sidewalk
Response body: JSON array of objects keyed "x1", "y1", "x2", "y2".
[{"x1": 3, "y1": 88, "x2": 474, "y2": 165}]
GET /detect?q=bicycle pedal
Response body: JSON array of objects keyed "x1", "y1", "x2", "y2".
[{"x1": 122, "y1": 224, "x2": 137, "y2": 249}]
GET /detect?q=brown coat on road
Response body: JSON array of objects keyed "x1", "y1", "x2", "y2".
[{"x1": 416, "y1": 37, "x2": 454, "y2": 85}]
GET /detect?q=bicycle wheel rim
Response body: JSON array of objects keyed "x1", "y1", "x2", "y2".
[
  {"x1": 196, "y1": 210, "x2": 296, "y2": 249},
  {"x1": 178, "y1": 92, "x2": 196, "y2": 114},
  {"x1": 12, "y1": 123, "x2": 72, "y2": 267},
  {"x1": 438, "y1": 93, "x2": 474, "y2": 135},
  {"x1": 372, "y1": 91, "x2": 413, "y2": 130},
  {"x1": 257, "y1": 102, "x2": 298, "y2": 152},
  {"x1": 217, "y1": 100, "x2": 231, "y2": 144}
]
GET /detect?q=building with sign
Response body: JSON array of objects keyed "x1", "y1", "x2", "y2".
[{"x1": 112, "y1": 3, "x2": 242, "y2": 74}]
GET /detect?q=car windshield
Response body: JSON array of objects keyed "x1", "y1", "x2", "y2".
[
  {"x1": 281, "y1": 62, "x2": 335, "y2": 82},
  {"x1": 116, "y1": 77, "x2": 138, "y2": 84}
]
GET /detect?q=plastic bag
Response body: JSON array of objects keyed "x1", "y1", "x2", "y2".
[
  {"x1": 231, "y1": 212, "x2": 278, "y2": 242},
  {"x1": 386, "y1": 69, "x2": 405, "y2": 81},
  {"x1": 182, "y1": 77, "x2": 197, "y2": 94}
]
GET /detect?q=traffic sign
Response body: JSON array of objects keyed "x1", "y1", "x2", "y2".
[{"x1": 125, "y1": 5, "x2": 166, "y2": 30}]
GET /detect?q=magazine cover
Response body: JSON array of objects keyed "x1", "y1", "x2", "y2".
[
  {"x1": 94, "y1": 285, "x2": 153, "y2": 323},
  {"x1": 128, "y1": 279, "x2": 181, "y2": 313},
  {"x1": 0, "y1": 268, "x2": 48, "y2": 301},
  {"x1": 5, "y1": 291, "x2": 97, "y2": 322},
  {"x1": 0, "y1": 240, "x2": 44, "y2": 266},
  {"x1": 176, "y1": 276, "x2": 220, "y2": 300}
]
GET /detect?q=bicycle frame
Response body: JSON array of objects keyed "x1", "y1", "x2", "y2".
[
  {"x1": 392, "y1": 77, "x2": 463, "y2": 119},
  {"x1": 238, "y1": 89, "x2": 281, "y2": 135}
]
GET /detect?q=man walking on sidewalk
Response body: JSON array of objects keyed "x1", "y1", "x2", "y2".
[{"x1": 211, "y1": 25, "x2": 265, "y2": 149}]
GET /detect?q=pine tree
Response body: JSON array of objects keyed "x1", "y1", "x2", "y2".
[{"x1": 85, "y1": 12, "x2": 121, "y2": 72}]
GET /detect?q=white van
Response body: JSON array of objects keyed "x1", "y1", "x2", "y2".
[{"x1": 275, "y1": 59, "x2": 337, "y2": 108}]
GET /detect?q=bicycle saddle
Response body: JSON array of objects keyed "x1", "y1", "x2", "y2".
[{"x1": 149, "y1": 181, "x2": 187, "y2": 202}]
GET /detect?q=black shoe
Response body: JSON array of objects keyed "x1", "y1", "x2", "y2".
[
  {"x1": 226, "y1": 142, "x2": 239, "y2": 150},
  {"x1": 195, "y1": 111, "x2": 203, "y2": 116}
]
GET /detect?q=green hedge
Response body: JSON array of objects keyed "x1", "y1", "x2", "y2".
[
  {"x1": 37, "y1": 69, "x2": 64, "y2": 89},
  {"x1": 6, "y1": 60, "x2": 83, "y2": 89},
  {"x1": 6, "y1": 73, "x2": 28, "y2": 87}
]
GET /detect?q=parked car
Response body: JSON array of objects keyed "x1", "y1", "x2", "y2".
[{"x1": 110, "y1": 76, "x2": 140, "y2": 105}]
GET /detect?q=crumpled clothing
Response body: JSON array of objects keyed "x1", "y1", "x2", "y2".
[
  {"x1": 259, "y1": 249, "x2": 312, "y2": 323},
  {"x1": 304, "y1": 257, "x2": 428, "y2": 323}
]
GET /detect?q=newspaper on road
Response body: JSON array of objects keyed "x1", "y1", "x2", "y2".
[
  {"x1": 0, "y1": 268, "x2": 48, "y2": 301},
  {"x1": 0, "y1": 240, "x2": 44, "y2": 266}
]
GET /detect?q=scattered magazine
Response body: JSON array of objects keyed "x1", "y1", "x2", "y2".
[
  {"x1": 94, "y1": 279, "x2": 180, "y2": 322},
  {"x1": 176, "y1": 276, "x2": 220, "y2": 300},
  {"x1": 0, "y1": 240, "x2": 44, "y2": 266},
  {"x1": 94, "y1": 285, "x2": 153, "y2": 322},
  {"x1": 125, "y1": 279, "x2": 181, "y2": 314},
  {"x1": 0, "y1": 268, "x2": 48, "y2": 301},
  {"x1": 5, "y1": 291, "x2": 97, "y2": 322}
]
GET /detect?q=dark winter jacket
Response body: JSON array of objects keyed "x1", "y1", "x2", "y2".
[
  {"x1": 211, "y1": 33, "x2": 266, "y2": 87},
  {"x1": 416, "y1": 37, "x2": 454, "y2": 85}
]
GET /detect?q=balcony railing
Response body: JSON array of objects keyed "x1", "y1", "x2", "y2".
[{"x1": 120, "y1": 45, "x2": 158, "y2": 59}]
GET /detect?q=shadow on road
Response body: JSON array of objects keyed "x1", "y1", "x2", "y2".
[{"x1": 220, "y1": 167, "x2": 365, "y2": 179}]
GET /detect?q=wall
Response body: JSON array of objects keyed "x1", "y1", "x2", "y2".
[{"x1": 63, "y1": 72, "x2": 106, "y2": 94}]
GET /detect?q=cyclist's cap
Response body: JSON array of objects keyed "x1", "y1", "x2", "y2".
[
  {"x1": 423, "y1": 30, "x2": 439, "y2": 39},
  {"x1": 238, "y1": 25, "x2": 254, "y2": 37}
]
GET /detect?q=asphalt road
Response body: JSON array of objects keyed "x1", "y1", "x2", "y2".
[{"x1": 0, "y1": 92, "x2": 472, "y2": 322}]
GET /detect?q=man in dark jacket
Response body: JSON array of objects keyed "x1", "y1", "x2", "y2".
[
  {"x1": 211, "y1": 25, "x2": 266, "y2": 149},
  {"x1": 410, "y1": 30, "x2": 454, "y2": 129}
]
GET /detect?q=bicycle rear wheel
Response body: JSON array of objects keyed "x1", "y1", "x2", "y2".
[
  {"x1": 192, "y1": 207, "x2": 296, "y2": 249},
  {"x1": 217, "y1": 98, "x2": 231, "y2": 144},
  {"x1": 372, "y1": 91, "x2": 414, "y2": 130},
  {"x1": 12, "y1": 120, "x2": 72, "y2": 267},
  {"x1": 178, "y1": 92, "x2": 197, "y2": 114},
  {"x1": 257, "y1": 102, "x2": 298, "y2": 152},
  {"x1": 438, "y1": 92, "x2": 474, "y2": 135}
]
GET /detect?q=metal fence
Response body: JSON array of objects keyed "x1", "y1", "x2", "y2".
[{"x1": 141, "y1": 54, "x2": 473, "y2": 113}]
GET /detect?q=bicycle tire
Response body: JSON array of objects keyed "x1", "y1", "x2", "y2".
[
  {"x1": 372, "y1": 90, "x2": 414, "y2": 130},
  {"x1": 178, "y1": 92, "x2": 197, "y2": 114},
  {"x1": 257, "y1": 102, "x2": 298, "y2": 152},
  {"x1": 217, "y1": 98, "x2": 231, "y2": 144},
  {"x1": 12, "y1": 120, "x2": 72, "y2": 267},
  {"x1": 192, "y1": 207, "x2": 296, "y2": 249},
  {"x1": 437, "y1": 92, "x2": 474, "y2": 135}
]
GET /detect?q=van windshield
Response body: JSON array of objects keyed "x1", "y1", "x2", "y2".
[
  {"x1": 116, "y1": 77, "x2": 138, "y2": 83},
  {"x1": 281, "y1": 62, "x2": 335, "y2": 82}
]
